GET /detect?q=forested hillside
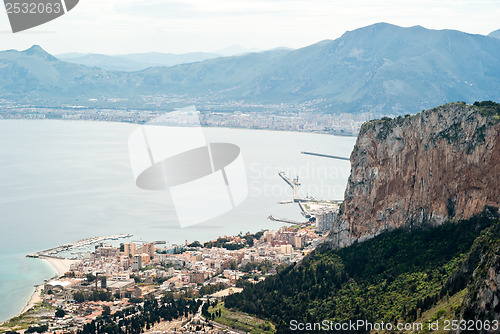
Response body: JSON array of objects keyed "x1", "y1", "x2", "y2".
[{"x1": 226, "y1": 207, "x2": 500, "y2": 333}]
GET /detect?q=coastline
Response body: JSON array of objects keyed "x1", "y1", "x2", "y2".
[
  {"x1": 2, "y1": 257, "x2": 76, "y2": 324},
  {"x1": 0, "y1": 118, "x2": 359, "y2": 138},
  {"x1": 18, "y1": 285, "x2": 43, "y2": 316},
  {"x1": 40, "y1": 256, "x2": 76, "y2": 277}
]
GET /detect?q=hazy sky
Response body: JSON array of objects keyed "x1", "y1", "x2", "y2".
[{"x1": 0, "y1": 0, "x2": 499, "y2": 54}]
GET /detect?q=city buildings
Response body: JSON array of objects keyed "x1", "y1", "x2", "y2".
[
  {"x1": 30, "y1": 226, "x2": 324, "y2": 332},
  {"x1": 315, "y1": 210, "x2": 336, "y2": 232}
]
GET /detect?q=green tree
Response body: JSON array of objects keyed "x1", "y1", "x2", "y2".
[
  {"x1": 25, "y1": 325, "x2": 48, "y2": 333},
  {"x1": 73, "y1": 291, "x2": 85, "y2": 303},
  {"x1": 188, "y1": 240, "x2": 202, "y2": 248},
  {"x1": 102, "y1": 305, "x2": 111, "y2": 317},
  {"x1": 55, "y1": 308, "x2": 66, "y2": 318}
]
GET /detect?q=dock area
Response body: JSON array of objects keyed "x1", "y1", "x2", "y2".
[
  {"x1": 27, "y1": 234, "x2": 132, "y2": 258},
  {"x1": 278, "y1": 171, "x2": 303, "y2": 202},
  {"x1": 274, "y1": 171, "x2": 342, "y2": 230},
  {"x1": 273, "y1": 172, "x2": 310, "y2": 224}
]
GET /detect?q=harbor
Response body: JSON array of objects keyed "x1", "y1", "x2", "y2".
[
  {"x1": 27, "y1": 234, "x2": 132, "y2": 259},
  {"x1": 271, "y1": 171, "x2": 342, "y2": 233}
]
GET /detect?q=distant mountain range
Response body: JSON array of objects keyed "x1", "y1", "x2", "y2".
[
  {"x1": 56, "y1": 45, "x2": 263, "y2": 71},
  {"x1": 1, "y1": 23, "x2": 500, "y2": 115},
  {"x1": 56, "y1": 52, "x2": 220, "y2": 71}
]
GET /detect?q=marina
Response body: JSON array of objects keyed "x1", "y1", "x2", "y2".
[{"x1": 26, "y1": 234, "x2": 132, "y2": 259}]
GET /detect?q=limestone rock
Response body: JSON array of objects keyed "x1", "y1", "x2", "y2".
[{"x1": 328, "y1": 102, "x2": 500, "y2": 248}]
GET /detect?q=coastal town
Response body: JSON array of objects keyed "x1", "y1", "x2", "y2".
[
  {"x1": 0, "y1": 101, "x2": 371, "y2": 136},
  {"x1": 1, "y1": 215, "x2": 335, "y2": 334}
]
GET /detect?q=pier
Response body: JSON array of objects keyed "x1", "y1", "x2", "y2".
[
  {"x1": 267, "y1": 215, "x2": 305, "y2": 225},
  {"x1": 27, "y1": 234, "x2": 132, "y2": 258},
  {"x1": 301, "y1": 151, "x2": 350, "y2": 161},
  {"x1": 298, "y1": 201, "x2": 306, "y2": 213},
  {"x1": 278, "y1": 171, "x2": 303, "y2": 202}
]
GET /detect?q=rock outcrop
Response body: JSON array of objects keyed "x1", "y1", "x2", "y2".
[
  {"x1": 453, "y1": 215, "x2": 500, "y2": 333},
  {"x1": 328, "y1": 102, "x2": 500, "y2": 248}
]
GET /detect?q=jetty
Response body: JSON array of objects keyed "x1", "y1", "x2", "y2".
[
  {"x1": 267, "y1": 215, "x2": 304, "y2": 225},
  {"x1": 27, "y1": 234, "x2": 132, "y2": 258},
  {"x1": 278, "y1": 171, "x2": 303, "y2": 202},
  {"x1": 301, "y1": 151, "x2": 350, "y2": 161}
]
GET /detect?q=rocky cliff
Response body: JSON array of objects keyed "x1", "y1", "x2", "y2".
[
  {"x1": 455, "y1": 219, "x2": 500, "y2": 334},
  {"x1": 328, "y1": 101, "x2": 500, "y2": 248}
]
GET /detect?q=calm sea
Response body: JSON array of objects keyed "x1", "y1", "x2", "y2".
[{"x1": 0, "y1": 119, "x2": 356, "y2": 322}]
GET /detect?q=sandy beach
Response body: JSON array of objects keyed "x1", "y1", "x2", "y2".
[
  {"x1": 12, "y1": 257, "x2": 76, "y2": 319},
  {"x1": 40, "y1": 256, "x2": 76, "y2": 276},
  {"x1": 19, "y1": 285, "x2": 43, "y2": 315}
]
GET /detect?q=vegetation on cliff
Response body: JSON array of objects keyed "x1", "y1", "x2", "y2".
[
  {"x1": 359, "y1": 101, "x2": 500, "y2": 138},
  {"x1": 473, "y1": 100, "x2": 500, "y2": 119},
  {"x1": 225, "y1": 207, "x2": 499, "y2": 333}
]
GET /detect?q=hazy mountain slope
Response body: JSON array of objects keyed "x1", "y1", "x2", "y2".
[
  {"x1": 133, "y1": 48, "x2": 292, "y2": 98},
  {"x1": 0, "y1": 46, "x2": 128, "y2": 99},
  {"x1": 213, "y1": 45, "x2": 261, "y2": 56},
  {"x1": 56, "y1": 53, "x2": 155, "y2": 71},
  {"x1": 488, "y1": 28, "x2": 500, "y2": 39},
  {"x1": 133, "y1": 23, "x2": 500, "y2": 112},
  {"x1": 117, "y1": 51, "x2": 221, "y2": 67},
  {"x1": 2, "y1": 23, "x2": 500, "y2": 114},
  {"x1": 57, "y1": 51, "x2": 222, "y2": 71}
]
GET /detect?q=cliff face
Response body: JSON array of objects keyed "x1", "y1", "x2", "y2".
[
  {"x1": 328, "y1": 102, "x2": 500, "y2": 248},
  {"x1": 456, "y1": 226, "x2": 500, "y2": 334}
]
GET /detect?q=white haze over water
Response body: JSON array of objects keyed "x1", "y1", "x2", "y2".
[{"x1": 0, "y1": 119, "x2": 355, "y2": 321}]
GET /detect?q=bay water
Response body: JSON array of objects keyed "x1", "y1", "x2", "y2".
[{"x1": 0, "y1": 119, "x2": 356, "y2": 321}]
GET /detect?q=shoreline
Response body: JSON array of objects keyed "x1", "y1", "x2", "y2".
[
  {"x1": 8, "y1": 233, "x2": 128, "y2": 323},
  {"x1": 18, "y1": 285, "x2": 43, "y2": 316},
  {"x1": 0, "y1": 118, "x2": 359, "y2": 138},
  {"x1": 40, "y1": 256, "x2": 76, "y2": 277},
  {"x1": 1, "y1": 257, "x2": 76, "y2": 325}
]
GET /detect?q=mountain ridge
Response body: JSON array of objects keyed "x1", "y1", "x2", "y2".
[
  {"x1": 488, "y1": 28, "x2": 500, "y2": 39},
  {"x1": 56, "y1": 51, "x2": 223, "y2": 71},
  {"x1": 2, "y1": 23, "x2": 500, "y2": 115}
]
